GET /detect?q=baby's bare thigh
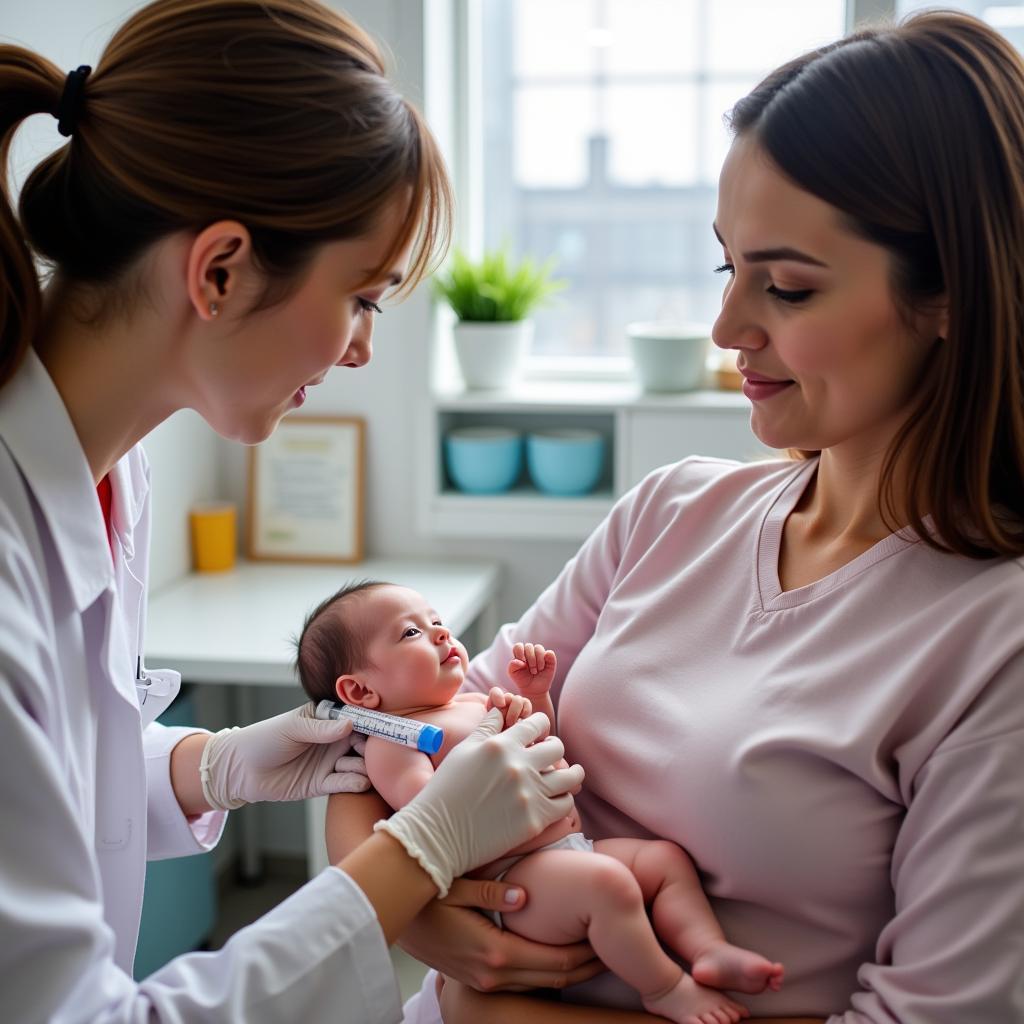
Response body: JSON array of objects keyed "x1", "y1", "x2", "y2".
[
  {"x1": 501, "y1": 848, "x2": 642, "y2": 945},
  {"x1": 594, "y1": 837, "x2": 700, "y2": 901}
]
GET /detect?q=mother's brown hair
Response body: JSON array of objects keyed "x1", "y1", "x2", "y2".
[
  {"x1": 0, "y1": 0, "x2": 451, "y2": 388},
  {"x1": 729, "y1": 10, "x2": 1024, "y2": 559}
]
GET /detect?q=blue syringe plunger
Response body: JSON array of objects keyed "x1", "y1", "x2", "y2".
[{"x1": 415, "y1": 725, "x2": 443, "y2": 755}]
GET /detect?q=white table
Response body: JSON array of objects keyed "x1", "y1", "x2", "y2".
[{"x1": 147, "y1": 558, "x2": 501, "y2": 877}]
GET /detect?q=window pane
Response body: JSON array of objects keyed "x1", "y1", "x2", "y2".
[
  {"x1": 606, "y1": 0, "x2": 699, "y2": 74},
  {"x1": 481, "y1": 0, "x2": 850, "y2": 360},
  {"x1": 708, "y1": 1, "x2": 845, "y2": 74},
  {"x1": 514, "y1": 0, "x2": 595, "y2": 77},
  {"x1": 702, "y1": 79, "x2": 760, "y2": 183},
  {"x1": 980, "y1": 0, "x2": 1024, "y2": 47},
  {"x1": 899, "y1": 2, "x2": 1024, "y2": 53},
  {"x1": 515, "y1": 86, "x2": 595, "y2": 188},
  {"x1": 607, "y1": 85, "x2": 698, "y2": 187},
  {"x1": 522, "y1": 209, "x2": 724, "y2": 358}
]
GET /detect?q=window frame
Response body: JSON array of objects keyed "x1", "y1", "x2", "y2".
[{"x1": 449, "y1": 0, "x2": 895, "y2": 383}]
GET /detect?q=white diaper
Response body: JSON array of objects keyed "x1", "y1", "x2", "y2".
[{"x1": 484, "y1": 831, "x2": 595, "y2": 928}]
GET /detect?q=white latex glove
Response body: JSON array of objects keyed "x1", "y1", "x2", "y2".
[
  {"x1": 375, "y1": 709, "x2": 584, "y2": 897},
  {"x1": 200, "y1": 702, "x2": 371, "y2": 810}
]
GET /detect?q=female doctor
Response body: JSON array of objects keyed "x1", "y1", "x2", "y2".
[{"x1": 0, "y1": 0, "x2": 586, "y2": 1020}]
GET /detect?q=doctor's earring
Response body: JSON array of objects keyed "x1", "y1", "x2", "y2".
[{"x1": 209, "y1": 302, "x2": 219, "y2": 318}]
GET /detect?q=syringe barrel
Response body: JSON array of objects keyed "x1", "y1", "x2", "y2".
[{"x1": 314, "y1": 700, "x2": 443, "y2": 755}]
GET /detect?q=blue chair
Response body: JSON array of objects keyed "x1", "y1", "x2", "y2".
[{"x1": 133, "y1": 688, "x2": 217, "y2": 979}]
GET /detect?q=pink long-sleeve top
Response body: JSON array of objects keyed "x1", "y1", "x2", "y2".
[{"x1": 462, "y1": 456, "x2": 1024, "y2": 1022}]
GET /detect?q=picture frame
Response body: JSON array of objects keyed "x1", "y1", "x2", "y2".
[{"x1": 247, "y1": 415, "x2": 365, "y2": 563}]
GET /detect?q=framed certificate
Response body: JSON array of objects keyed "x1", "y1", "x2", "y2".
[{"x1": 247, "y1": 416, "x2": 364, "y2": 563}]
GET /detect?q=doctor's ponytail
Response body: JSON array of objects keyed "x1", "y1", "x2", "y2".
[
  {"x1": 0, "y1": 47, "x2": 64, "y2": 390},
  {"x1": 0, "y1": 0, "x2": 452, "y2": 391}
]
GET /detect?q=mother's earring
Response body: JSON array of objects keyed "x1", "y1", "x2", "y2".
[{"x1": 209, "y1": 302, "x2": 220, "y2": 318}]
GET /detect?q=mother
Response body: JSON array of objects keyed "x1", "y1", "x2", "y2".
[{"x1": 332, "y1": 11, "x2": 1024, "y2": 1023}]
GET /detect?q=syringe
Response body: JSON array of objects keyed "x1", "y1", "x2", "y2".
[{"x1": 314, "y1": 700, "x2": 444, "y2": 755}]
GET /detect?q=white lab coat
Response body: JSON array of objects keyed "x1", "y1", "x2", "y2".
[{"x1": 0, "y1": 350, "x2": 402, "y2": 1023}]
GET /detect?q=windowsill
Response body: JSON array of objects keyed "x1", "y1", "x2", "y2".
[
  {"x1": 432, "y1": 378, "x2": 748, "y2": 411},
  {"x1": 522, "y1": 354, "x2": 634, "y2": 381}
]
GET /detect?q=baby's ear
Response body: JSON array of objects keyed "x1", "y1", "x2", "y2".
[{"x1": 336, "y1": 675, "x2": 380, "y2": 708}]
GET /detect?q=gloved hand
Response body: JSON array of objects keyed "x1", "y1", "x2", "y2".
[
  {"x1": 200, "y1": 702, "x2": 371, "y2": 810},
  {"x1": 375, "y1": 709, "x2": 584, "y2": 897}
]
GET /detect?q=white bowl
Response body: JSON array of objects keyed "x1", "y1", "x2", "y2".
[{"x1": 626, "y1": 322, "x2": 710, "y2": 392}]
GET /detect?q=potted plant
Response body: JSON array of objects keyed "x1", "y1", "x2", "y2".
[{"x1": 434, "y1": 246, "x2": 565, "y2": 389}]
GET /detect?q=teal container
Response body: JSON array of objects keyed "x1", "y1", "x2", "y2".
[
  {"x1": 134, "y1": 689, "x2": 217, "y2": 979},
  {"x1": 526, "y1": 429, "x2": 606, "y2": 496},
  {"x1": 444, "y1": 426, "x2": 523, "y2": 494}
]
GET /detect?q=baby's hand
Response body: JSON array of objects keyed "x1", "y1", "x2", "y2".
[
  {"x1": 507, "y1": 642, "x2": 557, "y2": 697},
  {"x1": 486, "y1": 686, "x2": 533, "y2": 729}
]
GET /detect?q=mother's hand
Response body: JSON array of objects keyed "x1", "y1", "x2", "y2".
[{"x1": 400, "y1": 877, "x2": 601, "y2": 993}]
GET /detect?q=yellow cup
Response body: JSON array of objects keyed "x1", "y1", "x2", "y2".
[{"x1": 190, "y1": 502, "x2": 237, "y2": 573}]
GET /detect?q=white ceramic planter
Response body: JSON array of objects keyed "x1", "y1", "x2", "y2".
[{"x1": 453, "y1": 319, "x2": 534, "y2": 390}]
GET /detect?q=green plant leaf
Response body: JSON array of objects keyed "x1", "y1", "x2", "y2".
[{"x1": 432, "y1": 245, "x2": 567, "y2": 322}]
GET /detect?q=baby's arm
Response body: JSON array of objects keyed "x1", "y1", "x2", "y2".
[
  {"x1": 363, "y1": 736, "x2": 436, "y2": 811},
  {"x1": 508, "y1": 642, "x2": 557, "y2": 732}
]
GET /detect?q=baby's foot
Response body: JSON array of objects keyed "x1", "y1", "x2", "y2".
[
  {"x1": 643, "y1": 970, "x2": 749, "y2": 1024},
  {"x1": 690, "y1": 941, "x2": 784, "y2": 994}
]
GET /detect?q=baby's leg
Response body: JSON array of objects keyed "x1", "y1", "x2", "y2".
[
  {"x1": 502, "y1": 849, "x2": 748, "y2": 1024},
  {"x1": 595, "y1": 838, "x2": 784, "y2": 995}
]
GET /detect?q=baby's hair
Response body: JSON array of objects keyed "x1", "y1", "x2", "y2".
[{"x1": 294, "y1": 579, "x2": 389, "y2": 704}]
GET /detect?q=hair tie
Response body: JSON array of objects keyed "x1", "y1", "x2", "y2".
[{"x1": 56, "y1": 65, "x2": 91, "y2": 138}]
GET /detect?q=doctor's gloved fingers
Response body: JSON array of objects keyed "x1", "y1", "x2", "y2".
[
  {"x1": 520, "y1": 733, "x2": 564, "y2": 769},
  {"x1": 540, "y1": 755, "x2": 584, "y2": 796},
  {"x1": 500, "y1": 710, "x2": 552, "y2": 748},
  {"x1": 332, "y1": 754, "x2": 368, "y2": 776},
  {"x1": 468, "y1": 706, "x2": 505, "y2": 739},
  {"x1": 539, "y1": 792, "x2": 578, "y2": 825},
  {"x1": 288, "y1": 709, "x2": 355, "y2": 744},
  {"x1": 349, "y1": 733, "x2": 366, "y2": 756},
  {"x1": 538, "y1": 763, "x2": 585, "y2": 799},
  {"x1": 320, "y1": 770, "x2": 372, "y2": 795}
]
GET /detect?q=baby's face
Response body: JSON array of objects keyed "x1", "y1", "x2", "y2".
[{"x1": 346, "y1": 585, "x2": 469, "y2": 713}]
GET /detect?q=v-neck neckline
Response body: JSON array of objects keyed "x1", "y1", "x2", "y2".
[{"x1": 756, "y1": 458, "x2": 917, "y2": 612}]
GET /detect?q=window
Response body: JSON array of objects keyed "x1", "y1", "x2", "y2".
[
  {"x1": 476, "y1": 0, "x2": 848, "y2": 362},
  {"x1": 899, "y1": 1, "x2": 1024, "y2": 50}
]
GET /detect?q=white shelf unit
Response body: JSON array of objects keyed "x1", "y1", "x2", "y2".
[{"x1": 419, "y1": 381, "x2": 770, "y2": 540}]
